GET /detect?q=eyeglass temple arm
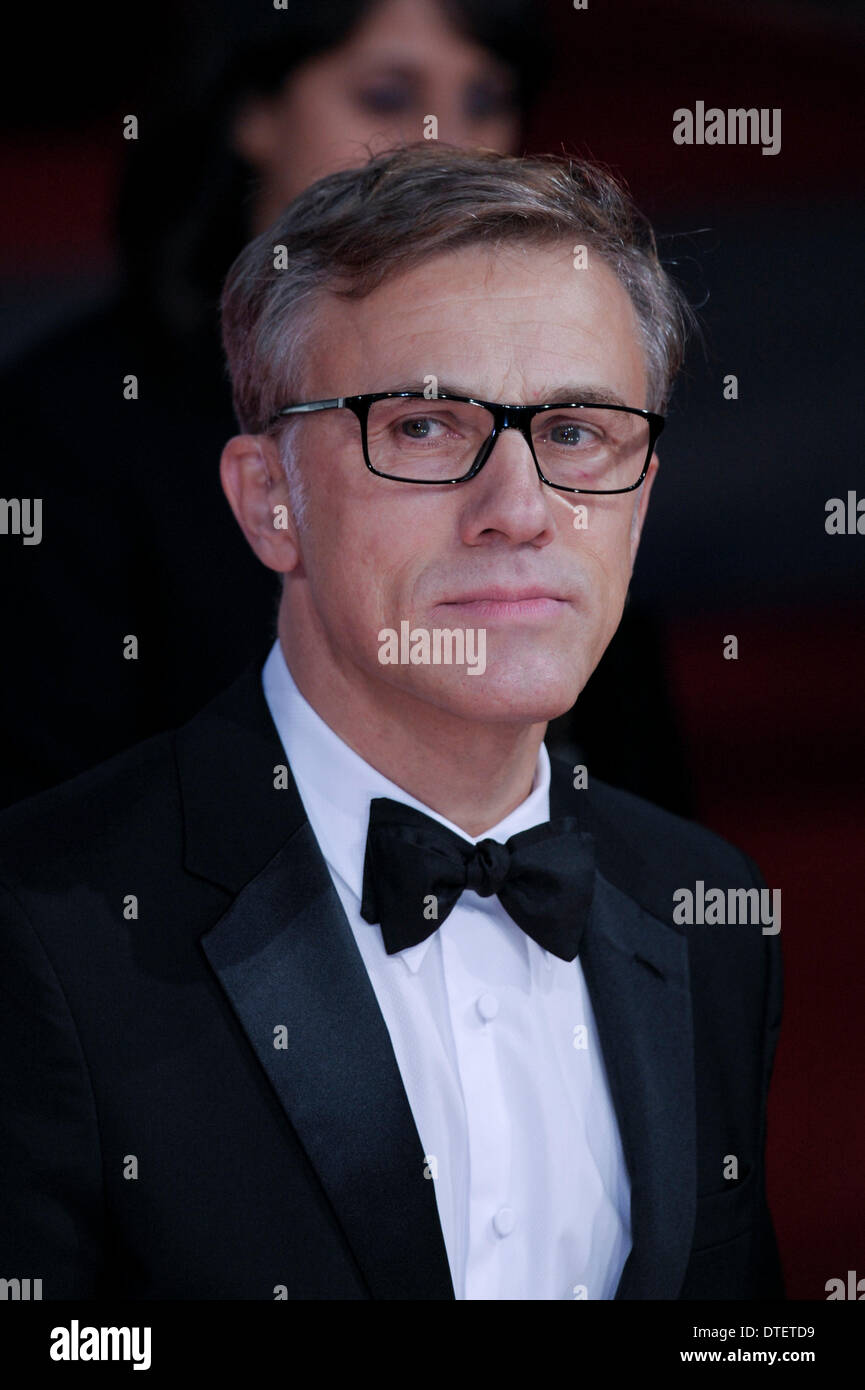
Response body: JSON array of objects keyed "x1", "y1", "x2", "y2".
[{"x1": 273, "y1": 398, "x2": 345, "y2": 418}]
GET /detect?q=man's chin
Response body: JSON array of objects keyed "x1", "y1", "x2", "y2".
[{"x1": 381, "y1": 666, "x2": 585, "y2": 728}]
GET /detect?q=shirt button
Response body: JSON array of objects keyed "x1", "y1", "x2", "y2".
[
  {"x1": 493, "y1": 1207, "x2": 515, "y2": 1237},
  {"x1": 476, "y1": 991, "x2": 499, "y2": 1022}
]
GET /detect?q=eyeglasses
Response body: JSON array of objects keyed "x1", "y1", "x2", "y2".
[{"x1": 268, "y1": 391, "x2": 665, "y2": 494}]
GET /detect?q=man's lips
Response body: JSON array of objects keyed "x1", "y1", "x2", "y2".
[
  {"x1": 442, "y1": 586, "x2": 566, "y2": 604},
  {"x1": 436, "y1": 587, "x2": 569, "y2": 620}
]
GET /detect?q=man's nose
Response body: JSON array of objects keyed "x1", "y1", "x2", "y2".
[
  {"x1": 484, "y1": 417, "x2": 538, "y2": 479},
  {"x1": 460, "y1": 424, "x2": 554, "y2": 544}
]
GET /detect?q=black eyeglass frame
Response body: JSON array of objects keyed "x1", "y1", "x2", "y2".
[{"x1": 268, "y1": 391, "x2": 665, "y2": 495}]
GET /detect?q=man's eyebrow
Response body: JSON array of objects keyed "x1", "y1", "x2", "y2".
[
  {"x1": 528, "y1": 385, "x2": 631, "y2": 408},
  {"x1": 386, "y1": 380, "x2": 632, "y2": 408}
]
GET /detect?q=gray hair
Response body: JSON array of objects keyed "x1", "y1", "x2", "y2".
[{"x1": 221, "y1": 143, "x2": 694, "y2": 462}]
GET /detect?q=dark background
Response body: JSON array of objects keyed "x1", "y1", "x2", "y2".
[{"x1": 1, "y1": 0, "x2": 863, "y2": 1299}]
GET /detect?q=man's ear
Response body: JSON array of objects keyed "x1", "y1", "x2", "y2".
[
  {"x1": 629, "y1": 452, "x2": 659, "y2": 565},
  {"x1": 220, "y1": 433, "x2": 302, "y2": 574}
]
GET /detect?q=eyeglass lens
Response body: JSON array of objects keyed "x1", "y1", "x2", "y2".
[{"x1": 364, "y1": 398, "x2": 649, "y2": 489}]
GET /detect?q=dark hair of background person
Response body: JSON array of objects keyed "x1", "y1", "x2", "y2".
[{"x1": 115, "y1": 0, "x2": 552, "y2": 370}]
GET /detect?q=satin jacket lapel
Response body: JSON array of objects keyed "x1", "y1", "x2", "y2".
[
  {"x1": 581, "y1": 877, "x2": 697, "y2": 1299},
  {"x1": 178, "y1": 669, "x2": 455, "y2": 1300},
  {"x1": 549, "y1": 755, "x2": 697, "y2": 1300}
]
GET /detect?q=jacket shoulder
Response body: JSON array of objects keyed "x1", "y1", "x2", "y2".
[
  {"x1": 588, "y1": 774, "x2": 754, "y2": 870},
  {"x1": 0, "y1": 664, "x2": 277, "y2": 894},
  {"x1": 576, "y1": 773, "x2": 779, "y2": 1005},
  {"x1": 0, "y1": 731, "x2": 179, "y2": 890},
  {"x1": 560, "y1": 766, "x2": 763, "y2": 920}
]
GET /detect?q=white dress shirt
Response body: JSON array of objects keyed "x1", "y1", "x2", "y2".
[{"x1": 262, "y1": 640, "x2": 631, "y2": 1300}]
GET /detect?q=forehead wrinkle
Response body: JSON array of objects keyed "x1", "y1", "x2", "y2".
[
  {"x1": 362, "y1": 313, "x2": 611, "y2": 365},
  {"x1": 358, "y1": 277, "x2": 636, "y2": 355},
  {"x1": 374, "y1": 283, "x2": 587, "y2": 318},
  {"x1": 366, "y1": 286, "x2": 551, "y2": 325},
  {"x1": 334, "y1": 245, "x2": 630, "y2": 334}
]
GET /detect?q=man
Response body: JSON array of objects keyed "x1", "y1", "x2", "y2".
[{"x1": 0, "y1": 145, "x2": 783, "y2": 1300}]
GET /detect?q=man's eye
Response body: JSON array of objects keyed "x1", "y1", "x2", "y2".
[
  {"x1": 399, "y1": 417, "x2": 441, "y2": 439},
  {"x1": 548, "y1": 423, "x2": 591, "y2": 447}
]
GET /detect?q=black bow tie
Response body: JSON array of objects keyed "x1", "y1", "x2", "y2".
[{"x1": 360, "y1": 797, "x2": 595, "y2": 961}]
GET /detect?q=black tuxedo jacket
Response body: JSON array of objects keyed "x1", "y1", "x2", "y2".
[{"x1": 0, "y1": 667, "x2": 784, "y2": 1300}]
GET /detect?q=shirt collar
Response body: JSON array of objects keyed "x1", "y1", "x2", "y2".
[{"x1": 261, "y1": 639, "x2": 552, "y2": 970}]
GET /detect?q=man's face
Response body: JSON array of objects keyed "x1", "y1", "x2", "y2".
[{"x1": 269, "y1": 243, "x2": 657, "y2": 726}]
